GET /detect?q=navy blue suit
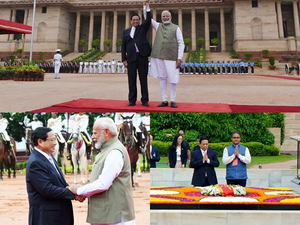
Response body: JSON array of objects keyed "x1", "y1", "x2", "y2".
[
  {"x1": 169, "y1": 145, "x2": 188, "y2": 168},
  {"x1": 190, "y1": 146, "x2": 219, "y2": 186},
  {"x1": 150, "y1": 145, "x2": 160, "y2": 168},
  {"x1": 121, "y1": 11, "x2": 152, "y2": 104},
  {"x1": 26, "y1": 149, "x2": 75, "y2": 225}
]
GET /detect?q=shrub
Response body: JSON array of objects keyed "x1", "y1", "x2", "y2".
[
  {"x1": 37, "y1": 51, "x2": 44, "y2": 58},
  {"x1": 104, "y1": 39, "x2": 112, "y2": 48},
  {"x1": 245, "y1": 52, "x2": 252, "y2": 58},
  {"x1": 8, "y1": 55, "x2": 15, "y2": 64},
  {"x1": 197, "y1": 38, "x2": 205, "y2": 46},
  {"x1": 92, "y1": 39, "x2": 100, "y2": 49},
  {"x1": 211, "y1": 38, "x2": 219, "y2": 46},
  {"x1": 116, "y1": 39, "x2": 122, "y2": 46},
  {"x1": 16, "y1": 49, "x2": 23, "y2": 54},
  {"x1": 262, "y1": 49, "x2": 269, "y2": 55},
  {"x1": 79, "y1": 39, "x2": 86, "y2": 47},
  {"x1": 269, "y1": 56, "x2": 275, "y2": 66},
  {"x1": 258, "y1": 61, "x2": 262, "y2": 67},
  {"x1": 184, "y1": 38, "x2": 191, "y2": 46}
]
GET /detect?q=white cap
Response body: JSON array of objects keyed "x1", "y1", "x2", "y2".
[{"x1": 56, "y1": 49, "x2": 61, "y2": 52}]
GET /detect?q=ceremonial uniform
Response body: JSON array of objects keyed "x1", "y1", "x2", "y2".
[
  {"x1": 98, "y1": 58, "x2": 103, "y2": 74},
  {"x1": 244, "y1": 61, "x2": 249, "y2": 74},
  {"x1": 205, "y1": 61, "x2": 209, "y2": 74},
  {"x1": 93, "y1": 61, "x2": 98, "y2": 74},
  {"x1": 111, "y1": 59, "x2": 116, "y2": 74},
  {"x1": 117, "y1": 61, "x2": 123, "y2": 73},
  {"x1": 79, "y1": 61, "x2": 83, "y2": 73},
  {"x1": 250, "y1": 61, "x2": 255, "y2": 74},
  {"x1": 103, "y1": 61, "x2": 107, "y2": 73},
  {"x1": 23, "y1": 116, "x2": 43, "y2": 130},
  {"x1": 210, "y1": 61, "x2": 215, "y2": 74},
  {"x1": 0, "y1": 115, "x2": 11, "y2": 151},
  {"x1": 222, "y1": 61, "x2": 226, "y2": 74},
  {"x1": 84, "y1": 61, "x2": 89, "y2": 74},
  {"x1": 89, "y1": 62, "x2": 93, "y2": 74},
  {"x1": 184, "y1": 61, "x2": 189, "y2": 74},
  {"x1": 195, "y1": 62, "x2": 199, "y2": 74},
  {"x1": 200, "y1": 61, "x2": 204, "y2": 74},
  {"x1": 189, "y1": 62, "x2": 194, "y2": 74},
  {"x1": 227, "y1": 61, "x2": 231, "y2": 74},
  {"x1": 53, "y1": 49, "x2": 63, "y2": 79},
  {"x1": 217, "y1": 61, "x2": 221, "y2": 74},
  {"x1": 107, "y1": 60, "x2": 111, "y2": 73},
  {"x1": 180, "y1": 62, "x2": 184, "y2": 74}
]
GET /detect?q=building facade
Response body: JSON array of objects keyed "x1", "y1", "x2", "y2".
[{"x1": 0, "y1": 0, "x2": 300, "y2": 55}]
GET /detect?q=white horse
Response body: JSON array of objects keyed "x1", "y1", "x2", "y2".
[
  {"x1": 52, "y1": 138, "x2": 66, "y2": 175},
  {"x1": 70, "y1": 124, "x2": 91, "y2": 184}
]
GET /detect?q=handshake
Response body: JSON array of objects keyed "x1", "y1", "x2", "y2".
[{"x1": 67, "y1": 184, "x2": 86, "y2": 203}]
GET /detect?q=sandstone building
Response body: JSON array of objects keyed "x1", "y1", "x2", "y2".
[{"x1": 0, "y1": 0, "x2": 300, "y2": 55}]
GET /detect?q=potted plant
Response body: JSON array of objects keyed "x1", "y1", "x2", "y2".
[
  {"x1": 37, "y1": 51, "x2": 44, "y2": 59},
  {"x1": 16, "y1": 48, "x2": 23, "y2": 57},
  {"x1": 262, "y1": 49, "x2": 269, "y2": 58},
  {"x1": 197, "y1": 38, "x2": 205, "y2": 49},
  {"x1": 244, "y1": 52, "x2": 252, "y2": 60},
  {"x1": 79, "y1": 39, "x2": 87, "y2": 52},
  {"x1": 184, "y1": 38, "x2": 191, "y2": 52},
  {"x1": 8, "y1": 55, "x2": 15, "y2": 66},
  {"x1": 104, "y1": 39, "x2": 112, "y2": 52},
  {"x1": 92, "y1": 39, "x2": 100, "y2": 49},
  {"x1": 258, "y1": 61, "x2": 262, "y2": 68},
  {"x1": 268, "y1": 56, "x2": 276, "y2": 70},
  {"x1": 116, "y1": 39, "x2": 122, "y2": 52},
  {"x1": 211, "y1": 38, "x2": 219, "y2": 52}
]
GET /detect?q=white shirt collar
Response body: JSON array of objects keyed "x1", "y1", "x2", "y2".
[{"x1": 35, "y1": 147, "x2": 51, "y2": 159}]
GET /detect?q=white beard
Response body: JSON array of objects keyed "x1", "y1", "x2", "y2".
[
  {"x1": 162, "y1": 19, "x2": 171, "y2": 24},
  {"x1": 95, "y1": 133, "x2": 106, "y2": 149}
]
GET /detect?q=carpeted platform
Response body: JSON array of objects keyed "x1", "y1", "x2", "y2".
[
  {"x1": 258, "y1": 74, "x2": 300, "y2": 80},
  {"x1": 28, "y1": 98, "x2": 300, "y2": 113}
]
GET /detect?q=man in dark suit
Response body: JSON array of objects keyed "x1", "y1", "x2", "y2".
[
  {"x1": 26, "y1": 127, "x2": 84, "y2": 225},
  {"x1": 121, "y1": 0, "x2": 152, "y2": 107},
  {"x1": 150, "y1": 134, "x2": 160, "y2": 168},
  {"x1": 190, "y1": 136, "x2": 219, "y2": 187}
]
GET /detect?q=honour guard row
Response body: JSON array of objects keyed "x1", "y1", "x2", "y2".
[{"x1": 179, "y1": 60, "x2": 255, "y2": 75}]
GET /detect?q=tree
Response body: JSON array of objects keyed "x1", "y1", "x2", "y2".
[
  {"x1": 79, "y1": 39, "x2": 87, "y2": 52},
  {"x1": 197, "y1": 38, "x2": 205, "y2": 48},
  {"x1": 211, "y1": 38, "x2": 219, "y2": 46},
  {"x1": 116, "y1": 39, "x2": 122, "y2": 52},
  {"x1": 92, "y1": 39, "x2": 100, "y2": 49},
  {"x1": 16, "y1": 49, "x2": 23, "y2": 55},
  {"x1": 104, "y1": 39, "x2": 112, "y2": 52},
  {"x1": 184, "y1": 38, "x2": 191, "y2": 52}
]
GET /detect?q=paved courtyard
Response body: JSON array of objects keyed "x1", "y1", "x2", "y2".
[{"x1": 0, "y1": 72, "x2": 300, "y2": 112}]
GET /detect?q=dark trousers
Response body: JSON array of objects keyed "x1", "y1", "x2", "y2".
[
  {"x1": 226, "y1": 179, "x2": 247, "y2": 187},
  {"x1": 203, "y1": 177, "x2": 210, "y2": 186},
  {"x1": 127, "y1": 54, "x2": 149, "y2": 103}
]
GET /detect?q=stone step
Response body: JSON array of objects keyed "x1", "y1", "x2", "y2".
[{"x1": 63, "y1": 52, "x2": 83, "y2": 61}]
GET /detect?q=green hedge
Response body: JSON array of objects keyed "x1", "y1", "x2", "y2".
[{"x1": 152, "y1": 140, "x2": 280, "y2": 157}]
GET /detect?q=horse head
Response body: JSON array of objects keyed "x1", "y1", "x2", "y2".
[{"x1": 122, "y1": 120, "x2": 134, "y2": 148}]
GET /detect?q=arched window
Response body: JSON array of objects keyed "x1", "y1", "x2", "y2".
[{"x1": 251, "y1": 17, "x2": 262, "y2": 39}]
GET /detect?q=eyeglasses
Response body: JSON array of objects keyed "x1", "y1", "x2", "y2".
[{"x1": 46, "y1": 138, "x2": 57, "y2": 142}]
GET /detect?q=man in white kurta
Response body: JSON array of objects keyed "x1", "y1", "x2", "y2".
[
  {"x1": 144, "y1": 3, "x2": 184, "y2": 108},
  {"x1": 53, "y1": 49, "x2": 63, "y2": 79}
]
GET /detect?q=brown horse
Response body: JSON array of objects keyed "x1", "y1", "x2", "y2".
[
  {"x1": 0, "y1": 136, "x2": 17, "y2": 180},
  {"x1": 118, "y1": 116, "x2": 139, "y2": 190},
  {"x1": 139, "y1": 123, "x2": 150, "y2": 172}
]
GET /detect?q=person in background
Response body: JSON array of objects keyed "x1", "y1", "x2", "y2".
[
  {"x1": 168, "y1": 133, "x2": 187, "y2": 168},
  {"x1": 150, "y1": 134, "x2": 160, "y2": 168}
]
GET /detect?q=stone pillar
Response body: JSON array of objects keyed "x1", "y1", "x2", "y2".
[
  {"x1": 277, "y1": 1, "x2": 284, "y2": 38},
  {"x1": 220, "y1": 8, "x2": 226, "y2": 52},
  {"x1": 178, "y1": 8, "x2": 183, "y2": 30},
  {"x1": 205, "y1": 8, "x2": 210, "y2": 51},
  {"x1": 125, "y1": 10, "x2": 130, "y2": 29},
  {"x1": 74, "y1": 12, "x2": 81, "y2": 53},
  {"x1": 152, "y1": 9, "x2": 157, "y2": 45},
  {"x1": 105, "y1": 13, "x2": 110, "y2": 48},
  {"x1": 88, "y1": 11, "x2": 94, "y2": 50},
  {"x1": 112, "y1": 10, "x2": 118, "y2": 53},
  {"x1": 191, "y1": 9, "x2": 196, "y2": 50},
  {"x1": 9, "y1": 9, "x2": 16, "y2": 41},
  {"x1": 293, "y1": 1, "x2": 300, "y2": 38},
  {"x1": 100, "y1": 11, "x2": 106, "y2": 51},
  {"x1": 24, "y1": 9, "x2": 29, "y2": 25}
]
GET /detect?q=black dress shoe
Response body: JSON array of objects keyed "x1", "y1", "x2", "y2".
[
  {"x1": 128, "y1": 102, "x2": 136, "y2": 106},
  {"x1": 171, "y1": 102, "x2": 177, "y2": 108},
  {"x1": 157, "y1": 102, "x2": 168, "y2": 107},
  {"x1": 142, "y1": 102, "x2": 149, "y2": 107}
]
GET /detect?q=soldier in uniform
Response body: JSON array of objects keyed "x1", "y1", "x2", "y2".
[
  {"x1": 217, "y1": 61, "x2": 221, "y2": 74},
  {"x1": 195, "y1": 61, "x2": 199, "y2": 74},
  {"x1": 227, "y1": 61, "x2": 231, "y2": 74},
  {"x1": 117, "y1": 60, "x2": 122, "y2": 73},
  {"x1": 111, "y1": 59, "x2": 116, "y2": 74},
  {"x1": 23, "y1": 113, "x2": 43, "y2": 130},
  {"x1": 84, "y1": 61, "x2": 89, "y2": 74},
  {"x1": 210, "y1": 61, "x2": 215, "y2": 74},
  {"x1": 79, "y1": 61, "x2": 83, "y2": 73},
  {"x1": 250, "y1": 60, "x2": 255, "y2": 75},
  {"x1": 93, "y1": 61, "x2": 98, "y2": 74},
  {"x1": 244, "y1": 60, "x2": 249, "y2": 74},
  {"x1": 103, "y1": 60, "x2": 107, "y2": 73},
  {"x1": 98, "y1": 57, "x2": 103, "y2": 74},
  {"x1": 0, "y1": 113, "x2": 12, "y2": 156},
  {"x1": 189, "y1": 61, "x2": 194, "y2": 74},
  {"x1": 47, "y1": 113, "x2": 65, "y2": 157},
  {"x1": 107, "y1": 60, "x2": 111, "y2": 73},
  {"x1": 53, "y1": 49, "x2": 63, "y2": 79},
  {"x1": 184, "y1": 61, "x2": 189, "y2": 74},
  {"x1": 66, "y1": 113, "x2": 92, "y2": 160},
  {"x1": 205, "y1": 61, "x2": 209, "y2": 74},
  {"x1": 89, "y1": 61, "x2": 93, "y2": 74},
  {"x1": 179, "y1": 61, "x2": 184, "y2": 74},
  {"x1": 200, "y1": 61, "x2": 204, "y2": 74},
  {"x1": 222, "y1": 61, "x2": 226, "y2": 74}
]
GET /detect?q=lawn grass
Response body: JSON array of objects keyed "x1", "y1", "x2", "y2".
[{"x1": 156, "y1": 155, "x2": 297, "y2": 169}]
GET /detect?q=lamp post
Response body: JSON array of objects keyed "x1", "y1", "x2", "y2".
[{"x1": 29, "y1": 0, "x2": 37, "y2": 62}]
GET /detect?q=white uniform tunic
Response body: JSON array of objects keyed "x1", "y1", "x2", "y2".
[
  {"x1": 47, "y1": 117, "x2": 65, "y2": 143},
  {"x1": 84, "y1": 62, "x2": 89, "y2": 74},
  {"x1": 79, "y1": 61, "x2": 83, "y2": 73},
  {"x1": 89, "y1": 62, "x2": 93, "y2": 74},
  {"x1": 0, "y1": 118, "x2": 10, "y2": 141},
  {"x1": 107, "y1": 61, "x2": 111, "y2": 73},
  {"x1": 111, "y1": 60, "x2": 116, "y2": 73},
  {"x1": 53, "y1": 53, "x2": 63, "y2": 78},
  {"x1": 23, "y1": 116, "x2": 43, "y2": 130},
  {"x1": 93, "y1": 62, "x2": 98, "y2": 74},
  {"x1": 98, "y1": 59, "x2": 103, "y2": 74}
]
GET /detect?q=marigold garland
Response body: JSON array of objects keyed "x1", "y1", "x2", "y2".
[{"x1": 150, "y1": 186, "x2": 300, "y2": 205}]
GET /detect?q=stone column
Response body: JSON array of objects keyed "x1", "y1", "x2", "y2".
[
  {"x1": 24, "y1": 9, "x2": 29, "y2": 25},
  {"x1": 9, "y1": 9, "x2": 16, "y2": 41},
  {"x1": 112, "y1": 10, "x2": 118, "y2": 53},
  {"x1": 277, "y1": 1, "x2": 284, "y2": 38},
  {"x1": 74, "y1": 12, "x2": 81, "y2": 53},
  {"x1": 152, "y1": 9, "x2": 157, "y2": 45},
  {"x1": 100, "y1": 11, "x2": 106, "y2": 51},
  {"x1": 178, "y1": 8, "x2": 183, "y2": 30},
  {"x1": 205, "y1": 8, "x2": 210, "y2": 51},
  {"x1": 191, "y1": 9, "x2": 196, "y2": 50},
  {"x1": 125, "y1": 10, "x2": 130, "y2": 29},
  {"x1": 88, "y1": 11, "x2": 94, "y2": 50},
  {"x1": 220, "y1": 8, "x2": 226, "y2": 52},
  {"x1": 293, "y1": 1, "x2": 300, "y2": 38}
]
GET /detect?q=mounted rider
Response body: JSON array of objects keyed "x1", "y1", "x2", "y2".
[
  {"x1": 47, "y1": 113, "x2": 65, "y2": 157},
  {"x1": 0, "y1": 113, "x2": 13, "y2": 156},
  {"x1": 67, "y1": 113, "x2": 92, "y2": 160}
]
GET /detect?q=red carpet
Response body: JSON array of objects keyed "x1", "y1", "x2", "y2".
[
  {"x1": 28, "y1": 98, "x2": 300, "y2": 113},
  {"x1": 258, "y1": 74, "x2": 300, "y2": 80}
]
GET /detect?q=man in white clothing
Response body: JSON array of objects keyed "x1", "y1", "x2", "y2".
[
  {"x1": 53, "y1": 49, "x2": 63, "y2": 79},
  {"x1": 67, "y1": 117, "x2": 136, "y2": 225},
  {"x1": 111, "y1": 59, "x2": 116, "y2": 73},
  {"x1": 144, "y1": 2, "x2": 184, "y2": 108},
  {"x1": 98, "y1": 57, "x2": 103, "y2": 74}
]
